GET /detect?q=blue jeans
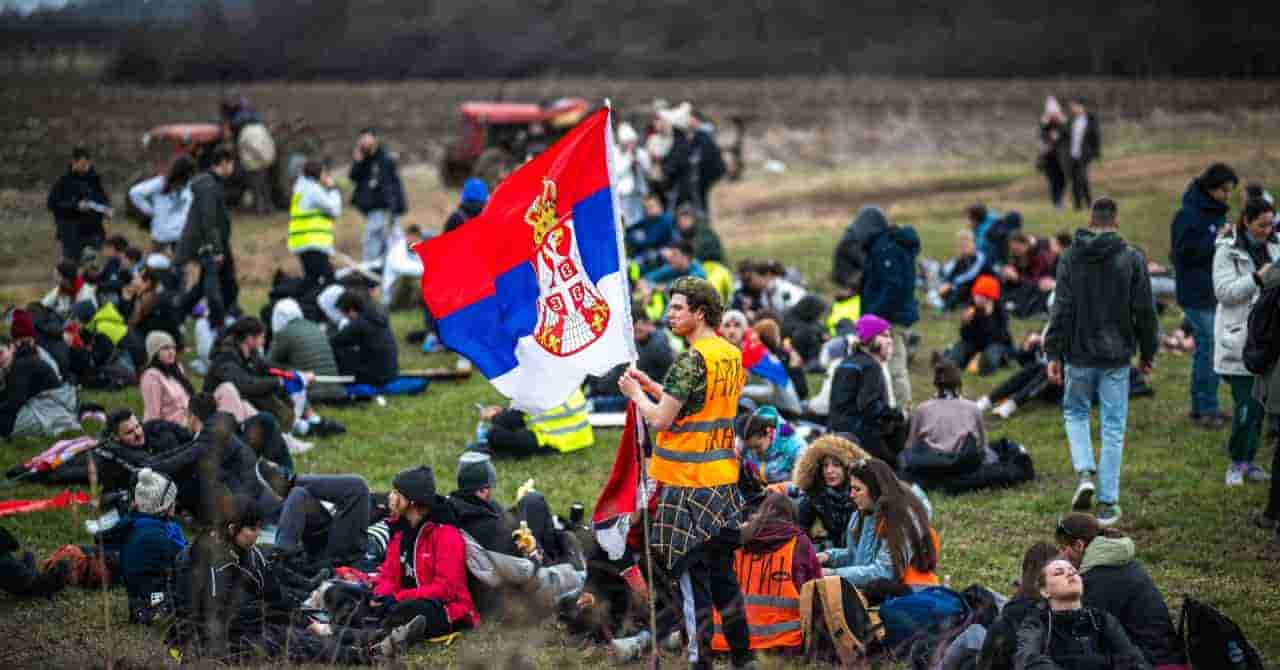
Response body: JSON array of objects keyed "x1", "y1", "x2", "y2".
[
  {"x1": 1063, "y1": 365, "x2": 1130, "y2": 505},
  {"x1": 1183, "y1": 307, "x2": 1220, "y2": 415},
  {"x1": 362, "y1": 209, "x2": 397, "y2": 264}
]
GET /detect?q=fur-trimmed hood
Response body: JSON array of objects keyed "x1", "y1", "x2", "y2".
[{"x1": 792, "y1": 434, "x2": 871, "y2": 491}]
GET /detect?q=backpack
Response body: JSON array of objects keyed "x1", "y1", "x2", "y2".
[
  {"x1": 799, "y1": 575, "x2": 884, "y2": 667},
  {"x1": 1179, "y1": 596, "x2": 1265, "y2": 670},
  {"x1": 1242, "y1": 285, "x2": 1280, "y2": 374},
  {"x1": 878, "y1": 586, "x2": 970, "y2": 651}
]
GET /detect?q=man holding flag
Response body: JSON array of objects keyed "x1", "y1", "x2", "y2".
[{"x1": 619, "y1": 276, "x2": 755, "y2": 670}]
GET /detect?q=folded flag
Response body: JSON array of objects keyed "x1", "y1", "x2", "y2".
[
  {"x1": 740, "y1": 329, "x2": 792, "y2": 389},
  {"x1": 592, "y1": 401, "x2": 644, "y2": 560},
  {"x1": 417, "y1": 107, "x2": 635, "y2": 412}
]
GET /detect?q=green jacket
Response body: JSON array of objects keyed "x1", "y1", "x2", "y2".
[{"x1": 267, "y1": 318, "x2": 344, "y2": 401}]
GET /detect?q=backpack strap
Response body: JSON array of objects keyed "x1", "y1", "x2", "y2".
[{"x1": 817, "y1": 575, "x2": 865, "y2": 665}]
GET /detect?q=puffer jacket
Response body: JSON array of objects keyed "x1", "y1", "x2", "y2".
[
  {"x1": 266, "y1": 309, "x2": 343, "y2": 402},
  {"x1": 119, "y1": 512, "x2": 187, "y2": 620},
  {"x1": 793, "y1": 437, "x2": 871, "y2": 548},
  {"x1": 832, "y1": 206, "x2": 889, "y2": 292},
  {"x1": 1079, "y1": 535, "x2": 1185, "y2": 667},
  {"x1": 739, "y1": 406, "x2": 807, "y2": 484},
  {"x1": 1171, "y1": 179, "x2": 1230, "y2": 310},
  {"x1": 863, "y1": 225, "x2": 921, "y2": 327},
  {"x1": 824, "y1": 483, "x2": 933, "y2": 587},
  {"x1": 373, "y1": 519, "x2": 479, "y2": 628},
  {"x1": 203, "y1": 340, "x2": 291, "y2": 427},
  {"x1": 1212, "y1": 230, "x2": 1280, "y2": 376}
]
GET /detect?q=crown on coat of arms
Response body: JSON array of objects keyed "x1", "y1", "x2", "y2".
[{"x1": 525, "y1": 178, "x2": 559, "y2": 245}]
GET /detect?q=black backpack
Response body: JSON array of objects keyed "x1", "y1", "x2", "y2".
[
  {"x1": 1243, "y1": 285, "x2": 1280, "y2": 374},
  {"x1": 1179, "y1": 596, "x2": 1265, "y2": 670}
]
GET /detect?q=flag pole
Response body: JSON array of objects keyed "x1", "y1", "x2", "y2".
[{"x1": 634, "y1": 404, "x2": 662, "y2": 669}]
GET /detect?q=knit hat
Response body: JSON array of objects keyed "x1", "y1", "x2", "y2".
[
  {"x1": 972, "y1": 275, "x2": 1001, "y2": 302},
  {"x1": 145, "y1": 330, "x2": 176, "y2": 363},
  {"x1": 457, "y1": 451, "x2": 498, "y2": 493},
  {"x1": 392, "y1": 466, "x2": 437, "y2": 507},
  {"x1": 134, "y1": 467, "x2": 177, "y2": 515},
  {"x1": 855, "y1": 314, "x2": 890, "y2": 343},
  {"x1": 9, "y1": 309, "x2": 34, "y2": 339},
  {"x1": 461, "y1": 178, "x2": 489, "y2": 205}
]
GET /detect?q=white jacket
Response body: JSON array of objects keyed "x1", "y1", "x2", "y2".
[
  {"x1": 128, "y1": 175, "x2": 192, "y2": 244},
  {"x1": 1213, "y1": 231, "x2": 1280, "y2": 376},
  {"x1": 762, "y1": 277, "x2": 807, "y2": 315}
]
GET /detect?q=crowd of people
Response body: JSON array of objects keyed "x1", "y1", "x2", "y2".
[{"x1": 0, "y1": 96, "x2": 1274, "y2": 669}]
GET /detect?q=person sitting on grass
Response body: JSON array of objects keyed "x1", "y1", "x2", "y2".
[
  {"x1": 738, "y1": 405, "x2": 807, "y2": 485},
  {"x1": 974, "y1": 542, "x2": 1059, "y2": 670},
  {"x1": 177, "y1": 494, "x2": 387, "y2": 663},
  {"x1": 87, "y1": 235, "x2": 134, "y2": 306},
  {"x1": 642, "y1": 238, "x2": 706, "y2": 286},
  {"x1": 473, "y1": 388, "x2": 594, "y2": 459},
  {"x1": 42, "y1": 260, "x2": 98, "y2": 320},
  {"x1": 0, "y1": 329, "x2": 71, "y2": 440},
  {"x1": 828, "y1": 314, "x2": 908, "y2": 465},
  {"x1": 330, "y1": 290, "x2": 399, "y2": 388},
  {"x1": 626, "y1": 192, "x2": 676, "y2": 273},
  {"x1": 793, "y1": 434, "x2": 872, "y2": 551},
  {"x1": 1014, "y1": 558, "x2": 1152, "y2": 670},
  {"x1": 1054, "y1": 513, "x2": 1187, "y2": 669},
  {"x1": 204, "y1": 316, "x2": 314, "y2": 434},
  {"x1": 118, "y1": 467, "x2": 188, "y2": 625},
  {"x1": 0, "y1": 526, "x2": 68, "y2": 599},
  {"x1": 818, "y1": 458, "x2": 939, "y2": 589},
  {"x1": 934, "y1": 228, "x2": 991, "y2": 312},
  {"x1": 1001, "y1": 232, "x2": 1058, "y2": 317},
  {"x1": 267, "y1": 298, "x2": 348, "y2": 429},
  {"x1": 899, "y1": 355, "x2": 989, "y2": 488},
  {"x1": 673, "y1": 202, "x2": 724, "y2": 263},
  {"x1": 92, "y1": 409, "x2": 194, "y2": 505},
  {"x1": 944, "y1": 275, "x2": 1012, "y2": 376}
]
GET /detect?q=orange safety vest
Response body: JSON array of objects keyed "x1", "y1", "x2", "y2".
[
  {"x1": 902, "y1": 528, "x2": 942, "y2": 587},
  {"x1": 711, "y1": 536, "x2": 804, "y2": 652},
  {"x1": 649, "y1": 335, "x2": 743, "y2": 488}
]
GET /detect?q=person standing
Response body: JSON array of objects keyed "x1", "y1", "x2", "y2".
[
  {"x1": 1214, "y1": 198, "x2": 1279, "y2": 486},
  {"x1": 1172, "y1": 163, "x2": 1237, "y2": 427},
  {"x1": 618, "y1": 277, "x2": 754, "y2": 670},
  {"x1": 857, "y1": 206, "x2": 921, "y2": 406},
  {"x1": 349, "y1": 128, "x2": 407, "y2": 266},
  {"x1": 177, "y1": 148, "x2": 240, "y2": 333},
  {"x1": 1067, "y1": 98, "x2": 1101, "y2": 210},
  {"x1": 288, "y1": 160, "x2": 342, "y2": 288},
  {"x1": 443, "y1": 178, "x2": 488, "y2": 233},
  {"x1": 1045, "y1": 198, "x2": 1158, "y2": 526},
  {"x1": 47, "y1": 146, "x2": 112, "y2": 263},
  {"x1": 1039, "y1": 96, "x2": 1069, "y2": 209},
  {"x1": 128, "y1": 155, "x2": 195, "y2": 253}
]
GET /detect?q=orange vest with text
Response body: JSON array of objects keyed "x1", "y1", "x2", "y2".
[
  {"x1": 649, "y1": 335, "x2": 743, "y2": 488},
  {"x1": 711, "y1": 536, "x2": 804, "y2": 652}
]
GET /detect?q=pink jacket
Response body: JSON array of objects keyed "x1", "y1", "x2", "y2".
[{"x1": 139, "y1": 368, "x2": 191, "y2": 425}]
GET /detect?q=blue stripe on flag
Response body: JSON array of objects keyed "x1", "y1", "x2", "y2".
[
  {"x1": 436, "y1": 261, "x2": 538, "y2": 379},
  {"x1": 572, "y1": 187, "x2": 621, "y2": 283}
]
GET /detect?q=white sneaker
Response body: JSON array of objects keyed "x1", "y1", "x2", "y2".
[
  {"x1": 1071, "y1": 477, "x2": 1095, "y2": 510},
  {"x1": 1225, "y1": 464, "x2": 1244, "y2": 487},
  {"x1": 1245, "y1": 464, "x2": 1270, "y2": 483},
  {"x1": 610, "y1": 632, "x2": 649, "y2": 661},
  {"x1": 661, "y1": 630, "x2": 683, "y2": 652},
  {"x1": 975, "y1": 396, "x2": 992, "y2": 412},
  {"x1": 993, "y1": 399, "x2": 1017, "y2": 419},
  {"x1": 285, "y1": 435, "x2": 314, "y2": 455}
]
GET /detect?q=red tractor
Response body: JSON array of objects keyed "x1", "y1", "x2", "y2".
[{"x1": 439, "y1": 98, "x2": 592, "y2": 188}]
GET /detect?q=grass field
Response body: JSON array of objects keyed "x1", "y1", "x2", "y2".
[{"x1": 1, "y1": 80, "x2": 1278, "y2": 668}]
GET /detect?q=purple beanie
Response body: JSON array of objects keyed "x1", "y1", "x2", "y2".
[{"x1": 856, "y1": 314, "x2": 890, "y2": 343}]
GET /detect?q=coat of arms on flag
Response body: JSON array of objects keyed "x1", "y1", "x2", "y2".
[{"x1": 417, "y1": 107, "x2": 635, "y2": 412}]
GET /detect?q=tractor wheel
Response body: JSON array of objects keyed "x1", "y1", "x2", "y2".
[{"x1": 472, "y1": 147, "x2": 515, "y2": 188}]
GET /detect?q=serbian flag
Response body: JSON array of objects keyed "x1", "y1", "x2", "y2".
[
  {"x1": 417, "y1": 107, "x2": 635, "y2": 412},
  {"x1": 592, "y1": 401, "x2": 646, "y2": 560},
  {"x1": 741, "y1": 329, "x2": 792, "y2": 388}
]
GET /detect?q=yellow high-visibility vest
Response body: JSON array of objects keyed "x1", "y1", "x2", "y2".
[
  {"x1": 826, "y1": 295, "x2": 862, "y2": 336},
  {"x1": 287, "y1": 191, "x2": 335, "y2": 253},
  {"x1": 527, "y1": 389, "x2": 594, "y2": 453}
]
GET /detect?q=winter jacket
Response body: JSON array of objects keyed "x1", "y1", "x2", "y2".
[
  {"x1": 828, "y1": 349, "x2": 899, "y2": 460},
  {"x1": 760, "y1": 277, "x2": 806, "y2": 316},
  {"x1": 960, "y1": 302, "x2": 1013, "y2": 351},
  {"x1": 974, "y1": 210, "x2": 1002, "y2": 262},
  {"x1": 47, "y1": 167, "x2": 110, "y2": 239},
  {"x1": 1213, "y1": 230, "x2": 1280, "y2": 376},
  {"x1": 348, "y1": 147, "x2": 406, "y2": 215},
  {"x1": 140, "y1": 368, "x2": 191, "y2": 425},
  {"x1": 447, "y1": 492, "x2": 519, "y2": 556},
  {"x1": 1044, "y1": 229, "x2": 1158, "y2": 369},
  {"x1": 128, "y1": 175, "x2": 192, "y2": 244},
  {"x1": 330, "y1": 306, "x2": 399, "y2": 387},
  {"x1": 976, "y1": 595, "x2": 1038, "y2": 670},
  {"x1": 825, "y1": 484, "x2": 933, "y2": 587},
  {"x1": 793, "y1": 437, "x2": 870, "y2": 549},
  {"x1": 832, "y1": 206, "x2": 890, "y2": 292},
  {"x1": 863, "y1": 225, "x2": 921, "y2": 327},
  {"x1": 1078, "y1": 536, "x2": 1185, "y2": 667},
  {"x1": 188, "y1": 537, "x2": 288, "y2": 658},
  {"x1": 906, "y1": 395, "x2": 987, "y2": 456},
  {"x1": 941, "y1": 252, "x2": 989, "y2": 306},
  {"x1": 678, "y1": 218, "x2": 725, "y2": 263},
  {"x1": 1015, "y1": 604, "x2": 1151, "y2": 670},
  {"x1": 40, "y1": 279, "x2": 97, "y2": 320},
  {"x1": 1, "y1": 343, "x2": 62, "y2": 436},
  {"x1": 176, "y1": 172, "x2": 232, "y2": 265},
  {"x1": 203, "y1": 340, "x2": 291, "y2": 427},
  {"x1": 626, "y1": 213, "x2": 676, "y2": 266},
  {"x1": 91, "y1": 421, "x2": 194, "y2": 498},
  {"x1": 643, "y1": 259, "x2": 706, "y2": 285},
  {"x1": 1171, "y1": 179, "x2": 1230, "y2": 309},
  {"x1": 267, "y1": 316, "x2": 344, "y2": 401},
  {"x1": 1014, "y1": 238, "x2": 1057, "y2": 286},
  {"x1": 740, "y1": 406, "x2": 807, "y2": 484},
  {"x1": 119, "y1": 512, "x2": 187, "y2": 618},
  {"x1": 444, "y1": 200, "x2": 485, "y2": 233},
  {"x1": 1257, "y1": 266, "x2": 1280, "y2": 414},
  {"x1": 373, "y1": 520, "x2": 479, "y2": 628}
]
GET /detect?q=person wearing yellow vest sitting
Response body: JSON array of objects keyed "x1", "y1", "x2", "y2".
[
  {"x1": 817, "y1": 459, "x2": 941, "y2": 589},
  {"x1": 826, "y1": 287, "x2": 862, "y2": 337},
  {"x1": 289, "y1": 161, "x2": 341, "y2": 287},
  {"x1": 474, "y1": 389, "x2": 593, "y2": 459},
  {"x1": 711, "y1": 493, "x2": 822, "y2": 654},
  {"x1": 618, "y1": 276, "x2": 755, "y2": 670}
]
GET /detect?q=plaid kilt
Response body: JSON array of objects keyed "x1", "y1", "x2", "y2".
[{"x1": 651, "y1": 483, "x2": 744, "y2": 571}]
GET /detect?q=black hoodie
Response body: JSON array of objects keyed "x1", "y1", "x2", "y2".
[
  {"x1": 446, "y1": 491, "x2": 519, "y2": 555},
  {"x1": 1044, "y1": 229, "x2": 1157, "y2": 369},
  {"x1": 832, "y1": 206, "x2": 890, "y2": 291},
  {"x1": 47, "y1": 167, "x2": 110, "y2": 238},
  {"x1": 330, "y1": 306, "x2": 399, "y2": 386}
]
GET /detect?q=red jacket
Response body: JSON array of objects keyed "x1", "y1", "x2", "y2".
[{"x1": 373, "y1": 521, "x2": 479, "y2": 628}]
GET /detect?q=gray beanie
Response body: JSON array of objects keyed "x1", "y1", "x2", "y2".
[
  {"x1": 134, "y1": 467, "x2": 177, "y2": 515},
  {"x1": 457, "y1": 451, "x2": 498, "y2": 493}
]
